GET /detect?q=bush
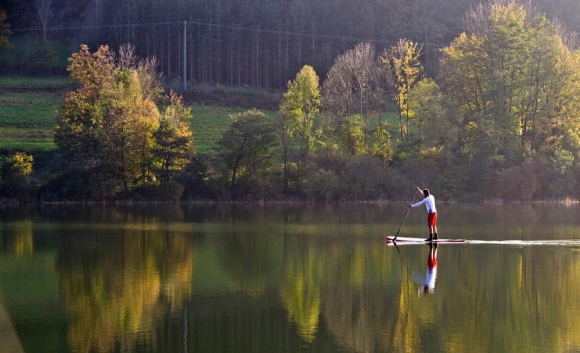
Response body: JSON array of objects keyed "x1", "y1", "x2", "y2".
[
  {"x1": 304, "y1": 167, "x2": 340, "y2": 202},
  {"x1": 496, "y1": 162, "x2": 539, "y2": 201},
  {"x1": 0, "y1": 152, "x2": 35, "y2": 201},
  {"x1": 120, "y1": 181, "x2": 185, "y2": 203}
]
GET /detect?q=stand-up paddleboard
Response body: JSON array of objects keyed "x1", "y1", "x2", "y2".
[{"x1": 385, "y1": 236, "x2": 466, "y2": 244}]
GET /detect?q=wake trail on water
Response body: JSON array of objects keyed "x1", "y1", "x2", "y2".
[{"x1": 466, "y1": 240, "x2": 580, "y2": 246}]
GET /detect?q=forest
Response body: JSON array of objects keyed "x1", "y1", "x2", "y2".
[
  {"x1": 2, "y1": 0, "x2": 580, "y2": 86},
  {"x1": 3, "y1": 0, "x2": 580, "y2": 202}
]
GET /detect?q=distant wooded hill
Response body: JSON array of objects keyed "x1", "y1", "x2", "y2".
[{"x1": 2, "y1": 0, "x2": 580, "y2": 88}]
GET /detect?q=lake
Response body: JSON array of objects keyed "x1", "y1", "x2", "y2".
[{"x1": 1, "y1": 203, "x2": 580, "y2": 353}]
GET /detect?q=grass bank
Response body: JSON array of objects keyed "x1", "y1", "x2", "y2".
[
  {"x1": 0, "y1": 76, "x2": 279, "y2": 154},
  {"x1": 0, "y1": 76, "x2": 399, "y2": 155}
]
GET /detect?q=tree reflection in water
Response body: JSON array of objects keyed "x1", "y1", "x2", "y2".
[
  {"x1": 56, "y1": 229, "x2": 193, "y2": 353},
  {"x1": 4, "y1": 204, "x2": 580, "y2": 352}
]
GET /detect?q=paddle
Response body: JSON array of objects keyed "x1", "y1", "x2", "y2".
[{"x1": 392, "y1": 189, "x2": 419, "y2": 242}]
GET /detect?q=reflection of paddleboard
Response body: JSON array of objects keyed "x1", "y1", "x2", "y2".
[
  {"x1": 385, "y1": 236, "x2": 466, "y2": 244},
  {"x1": 0, "y1": 300, "x2": 25, "y2": 353}
]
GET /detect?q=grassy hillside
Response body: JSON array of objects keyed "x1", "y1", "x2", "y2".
[
  {"x1": 0, "y1": 77, "x2": 66, "y2": 152},
  {"x1": 0, "y1": 77, "x2": 278, "y2": 154},
  {"x1": 0, "y1": 76, "x2": 399, "y2": 156}
]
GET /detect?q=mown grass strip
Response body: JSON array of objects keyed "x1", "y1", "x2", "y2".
[
  {"x1": 0, "y1": 76, "x2": 69, "y2": 90},
  {"x1": 0, "y1": 92, "x2": 62, "y2": 129}
]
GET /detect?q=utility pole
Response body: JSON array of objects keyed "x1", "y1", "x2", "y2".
[{"x1": 183, "y1": 20, "x2": 187, "y2": 92}]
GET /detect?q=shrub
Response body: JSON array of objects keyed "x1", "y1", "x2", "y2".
[
  {"x1": 0, "y1": 152, "x2": 34, "y2": 201},
  {"x1": 496, "y1": 163, "x2": 539, "y2": 201}
]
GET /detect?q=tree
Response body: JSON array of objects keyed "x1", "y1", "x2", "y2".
[
  {"x1": 372, "y1": 121, "x2": 393, "y2": 162},
  {"x1": 322, "y1": 48, "x2": 355, "y2": 117},
  {"x1": 54, "y1": 44, "x2": 115, "y2": 163},
  {"x1": 323, "y1": 42, "x2": 380, "y2": 151},
  {"x1": 35, "y1": 0, "x2": 54, "y2": 64},
  {"x1": 437, "y1": 0, "x2": 580, "y2": 195},
  {"x1": 54, "y1": 44, "x2": 193, "y2": 199},
  {"x1": 410, "y1": 78, "x2": 457, "y2": 152},
  {"x1": 380, "y1": 39, "x2": 423, "y2": 142},
  {"x1": 519, "y1": 14, "x2": 573, "y2": 154},
  {"x1": 337, "y1": 115, "x2": 365, "y2": 156},
  {"x1": 322, "y1": 41, "x2": 381, "y2": 117},
  {"x1": 85, "y1": 0, "x2": 104, "y2": 45},
  {"x1": 153, "y1": 92, "x2": 194, "y2": 183},
  {"x1": 279, "y1": 65, "x2": 321, "y2": 191},
  {"x1": 219, "y1": 109, "x2": 279, "y2": 200},
  {"x1": 1, "y1": 152, "x2": 34, "y2": 200},
  {"x1": 0, "y1": 7, "x2": 11, "y2": 48},
  {"x1": 99, "y1": 68, "x2": 161, "y2": 191},
  {"x1": 439, "y1": 32, "x2": 487, "y2": 158}
]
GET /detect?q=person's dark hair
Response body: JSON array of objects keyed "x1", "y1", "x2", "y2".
[{"x1": 423, "y1": 189, "x2": 430, "y2": 197}]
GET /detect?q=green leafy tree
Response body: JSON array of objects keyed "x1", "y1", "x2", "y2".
[
  {"x1": 438, "y1": 1, "x2": 580, "y2": 196},
  {"x1": 372, "y1": 121, "x2": 393, "y2": 162},
  {"x1": 279, "y1": 65, "x2": 321, "y2": 191},
  {"x1": 337, "y1": 115, "x2": 366, "y2": 156},
  {"x1": 439, "y1": 32, "x2": 487, "y2": 158},
  {"x1": 410, "y1": 78, "x2": 458, "y2": 153},
  {"x1": 219, "y1": 109, "x2": 280, "y2": 200},
  {"x1": 380, "y1": 39, "x2": 423, "y2": 142}
]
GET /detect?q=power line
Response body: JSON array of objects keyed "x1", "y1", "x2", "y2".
[{"x1": 11, "y1": 19, "x2": 448, "y2": 49}]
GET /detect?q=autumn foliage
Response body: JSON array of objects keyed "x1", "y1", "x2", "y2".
[{"x1": 53, "y1": 44, "x2": 193, "y2": 200}]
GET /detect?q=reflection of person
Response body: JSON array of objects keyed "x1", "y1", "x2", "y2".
[
  {"x1": 421, "y1": 243, "x2": 438, "y2": 294},
  {"x1": 409, "y1": 187, "x2": 438, "y2": 241}
]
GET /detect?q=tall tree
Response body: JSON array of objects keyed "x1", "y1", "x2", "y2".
[
  {"x1": 55, "y1": 44, "x2": 115, "y2": 163},
  {"x1": 410, "y1": 78, "x2": 457, "y2": 152},
  {"x1": 279, "y1": 65, "x2": 321, "y2": 191},
  {"x1": 323, "y1": 42, "x2": 384, "y2": 154},
  {"x1": 35, "y1": 0, "x2": 54, "y2": 63},
  {"x1": 0, "y1": 7, "x2": 11, "y2": 48},
  {"x1": 153, "y1": 92, "x2": 194, "y2": 183},
  {"x1": 380, "y1": 38, "x2": 423, "y2": 142},
  {"x1": 85, "y1": 0, "x2": 104, "y2": 45}
]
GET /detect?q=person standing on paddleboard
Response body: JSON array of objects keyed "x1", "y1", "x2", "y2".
[{"x1": 409, "y1": 187, "x2": 438, "y2": 241}]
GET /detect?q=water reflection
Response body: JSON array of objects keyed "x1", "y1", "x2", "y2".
[
  {"x1": 1, "y1": 220, "x2": 33, "y2": 256},
  {"x1": 280, "y1": 246, "x2": 321, "y2": 343},
  {"x1": 3, "y1": 204, "x2": 580, "y2": 352},
  {"x1": 418, "y1": 244, "x2": 437, "y2": 295},
  {"x1": 55, "y1": 229, "x2": 193, "y2": 353}
]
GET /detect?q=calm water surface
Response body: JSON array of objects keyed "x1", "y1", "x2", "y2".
[{"x1": 1, "y1": 203, "x2": 580, "y2": 353}]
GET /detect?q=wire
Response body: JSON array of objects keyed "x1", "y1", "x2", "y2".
[{"x1": 11, "y1": 20, "x2": 448, "y2": 49}]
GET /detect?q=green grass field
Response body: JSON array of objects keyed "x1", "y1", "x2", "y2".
[
  {"x1": 191, "y1": 106, "x2": 279, "y2": 152},
  {"x1": 0, "y1": 76, "x2": 398, "y2": 155},
  {"x1": 0, "y1": 77, "x2": 64, "y2": 151},
  {"x1": 0, "y1": 76, "x2": 276, "y2": 153},
  {"x1": 190, "y1": 105, "x2": 246, "y2": 153}
]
